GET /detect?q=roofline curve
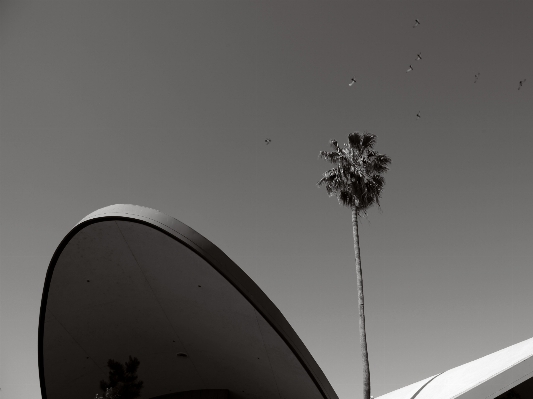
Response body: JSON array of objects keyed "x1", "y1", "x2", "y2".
[{"x1": 39, "y1": 204, "x2": 339, "y2": 399}]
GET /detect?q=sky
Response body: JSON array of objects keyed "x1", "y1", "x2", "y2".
[{"x1": 0, "y1": 1, "x2": 532, "y2": 398}]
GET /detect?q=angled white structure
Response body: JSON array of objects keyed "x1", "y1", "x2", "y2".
[{"x1": 377, "y1": 336, "x2": 533, "y2": 399}]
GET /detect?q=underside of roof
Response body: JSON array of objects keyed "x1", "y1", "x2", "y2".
[{"x1": 39, "y1": 204, "x2": 338, "y2": 399}]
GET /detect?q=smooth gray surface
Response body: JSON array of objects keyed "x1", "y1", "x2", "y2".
[{"x1": 40, "y1": 204, "x2": 338, "y2": 399}]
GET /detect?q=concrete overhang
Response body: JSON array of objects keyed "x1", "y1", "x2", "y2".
[
  {"x1": 39, "y1": 204, "x2": 339, "y2": 399},
  {"x1": 376, "y1": 336, "x2": 533, "y2": 399}
]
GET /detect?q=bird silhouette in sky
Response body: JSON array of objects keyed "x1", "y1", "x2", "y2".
[
  {"x1": 349, "y1": 78, "x2": 356, "y2": 87},
  {"x1": 413, "y1": 19, "x2": 420, "y2": 28},
  {"x1": 518, "y1": 79, "x2": 526, "y2": 90},
  {"x1": 474, "y1": 73, "x2": 480, "y2": 83},
  {"x1": 265, "y1": 139, "x2": 271, "y2": 145},
  {"x1": 416, "y1": 53, "x2": 422, "y2": 61},
  {"x1": 407, "y1": 65, "x2": 413, "y2": 72},
  {"x1": 416, "y1": 111, "x2": 421, "y2": 119}
]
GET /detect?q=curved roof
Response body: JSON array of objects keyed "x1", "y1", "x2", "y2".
[
  {"x1": 39, "y1": 204, "x2": 339, "y2": 399},
  {"x1": 376, "y1": 336, "x2": 533, "y2": 399}
]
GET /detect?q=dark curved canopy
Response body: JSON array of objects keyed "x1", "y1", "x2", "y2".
[{"x1": 39, "y1": 204, "x2": 339, "y2": 399}]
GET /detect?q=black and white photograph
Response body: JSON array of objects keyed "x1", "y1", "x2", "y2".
[{"x1": 1, "y1": 1, "x2": 532, "y2": 399}]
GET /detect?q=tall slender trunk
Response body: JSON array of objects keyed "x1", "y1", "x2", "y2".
[{"x1": 352, "y1": 206, "x2": 371, "y2": 399}]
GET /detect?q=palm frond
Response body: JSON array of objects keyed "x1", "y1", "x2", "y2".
[
  {"x1": 368, "y1": 154, "x2": 392, "y2": 174},
  {"x1": 338, "y1": 189, "x2": 355, "y2": 207},
  {"x1": 317, "y1": 168, "x2": 345, "y2": 197},
  {"x1": 347, "y1": 132, "x2": 363, "y2": 153},
  {"x1": 317, "y1": 168, "x2": 338, "y2": 185},
  {"x1": 360, "y1": 133, "x2": 377, "y2": 151},
  {"x1": 329, "y1": 139, "x2": 340, "y2": 151},
  {"x1": 318, "y1": 150, "x2": 342, "y2": 164}
]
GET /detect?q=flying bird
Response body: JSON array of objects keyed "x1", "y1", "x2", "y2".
[
  {"x1": 413, "y1": 19, "x2": 420, "y2": 28},
  {"x1": 349, "y1": 78, "x2": 356, "y2": 87},
  {"x1": 265, "y1": 139, "x2": 271, "y2": 145},
  {"x1": 407, "y1": 65, "x2": 413, "y2": 72},
  {"x1": 474, "y1": 72, "x2": 480, "y2": 83},
  {"x1": 416, "y1": 111, "x2": 421, "y2": 119},
  {"x1": 518, "y1": 79, "x2": 526, "y2": 90},
  {"x1": 416, "y1": 53, "x2": 422, "y2": 61}
]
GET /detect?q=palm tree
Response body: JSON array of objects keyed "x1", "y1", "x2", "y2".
[
  {"x1": 99, "y1": 356, "x2": 144, "y2": 399},
  {"x1": 317, "y1": 132, "x2": 391, "y2": 399}
]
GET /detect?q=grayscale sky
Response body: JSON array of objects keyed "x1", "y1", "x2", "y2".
[{"x1": 1, "y1": 1, "x2": 532, "y2": 398}]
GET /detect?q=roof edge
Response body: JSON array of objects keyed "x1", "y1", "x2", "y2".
[{"x1": 40, "y1": 204, "x2": 339, "y2": 399}]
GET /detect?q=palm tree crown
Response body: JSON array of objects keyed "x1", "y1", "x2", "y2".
[{"x1": 317, "y1": 132, "x2": 391, "y2": 215}]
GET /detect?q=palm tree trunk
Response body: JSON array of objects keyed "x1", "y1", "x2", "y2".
[{"x1": 352, "y1": 206, "x2": 371, "y2": 399}]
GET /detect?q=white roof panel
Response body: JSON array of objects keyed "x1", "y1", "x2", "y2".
[{"x1": 377, "y1": 336, "x2": 533, "y2": 399}]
